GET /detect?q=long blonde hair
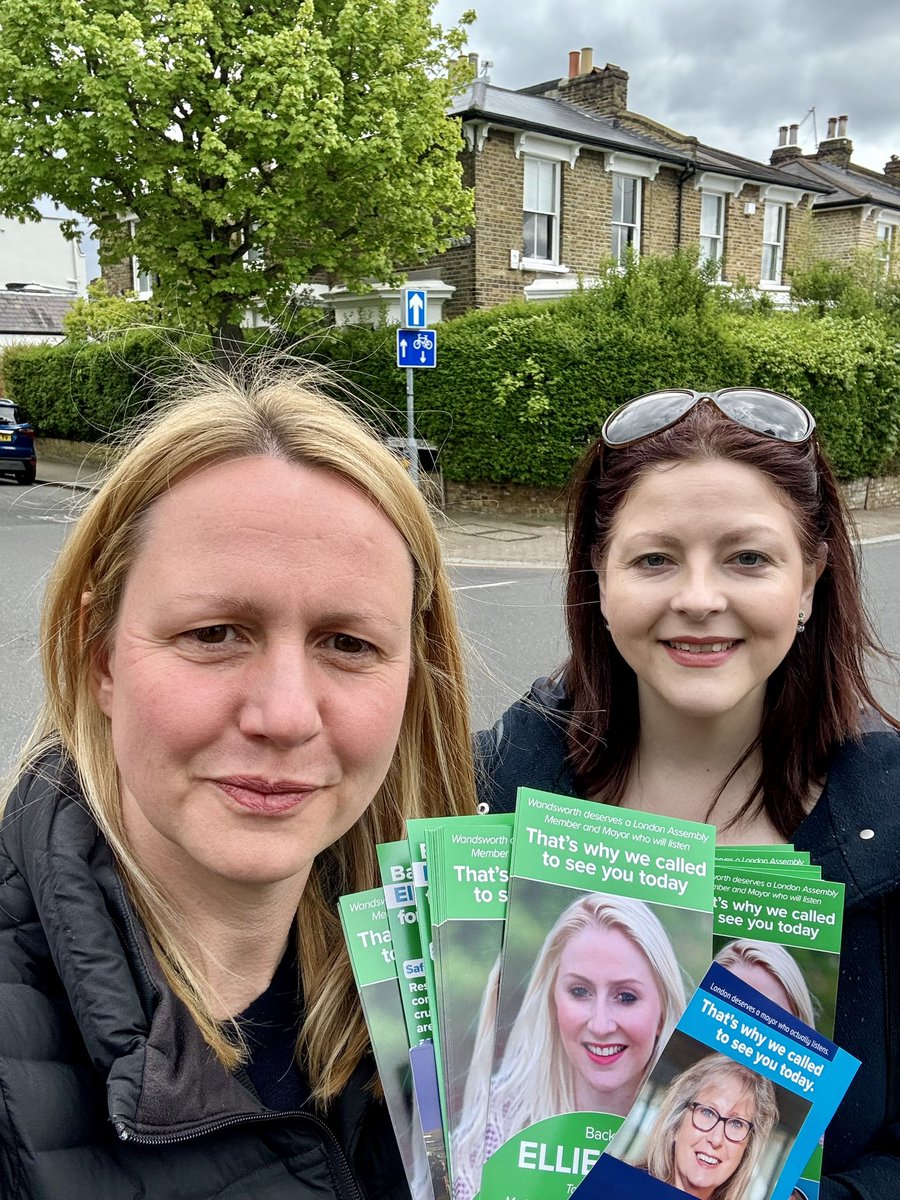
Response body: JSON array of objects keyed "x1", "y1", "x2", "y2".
[
  {"x1": 714, "y1": 940, "x2": 817, "y2": 1029},
  {"x1": 643, "y1": 1053, "x2": 779, "y2": 1200},
  {"x1": 11, "y1": 363, "x2": 477, "y2": 1102},
  {"x1": 486, "y1": 893, "x2": 688, "y2": 1142}
]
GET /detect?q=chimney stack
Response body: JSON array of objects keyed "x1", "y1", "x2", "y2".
[
  {"x1": 568, "y1": 50, "x2": 581, "y2": 78},
  {"x1": 770, "y1": 121, "x2": 803, "y2": 166},
  {"x1": 884, "y1": 155, "x2": 900, "y2": 182},
  {"x1": 817, "y1": 115, "x2": 853, "y2": 168}
]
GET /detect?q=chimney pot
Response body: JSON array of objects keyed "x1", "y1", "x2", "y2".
[
  {"x1": 568, "y1": 50, "x2": 581, "y2": 78},
  {"x1": 826, "y1": 116, "x2": 837, "y2": 138},
  {"x1": 778, "y1": 125, "x2": 788, "y2": 147},
  {"x1": 467, "y1": 52, "x2": 478, "y2": 71},
  {"x1": 837, "y1": 115, "x2": 848, "y2": 138},
  {"x1": 788, "y1": 123, "x2": 799, "y2": 144},
  {"x1": 580, "y1": 46, "x2": 594, "y2": 73}
]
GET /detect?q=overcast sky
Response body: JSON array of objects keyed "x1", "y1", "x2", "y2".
[{"x1": 435, "y1": 0, "x2": 899, "y2": 175}]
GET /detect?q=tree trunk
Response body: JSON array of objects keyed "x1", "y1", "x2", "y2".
[{"x1": 212, "y1": 320, "x2": 246, "y2": 373}]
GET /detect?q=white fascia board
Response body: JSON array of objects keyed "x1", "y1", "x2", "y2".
[
  {"x1": 602, "y1": 151, "x2": 661, "y2": 180},
  {"x1": 759, "y1": 183, "x2": 811, "y2": 207},
  {"x1": 694, "y1": 172, "x2": 749, "y2": 196},
  {"x1": 462, "y1": 121, "x2": 492, "y2": 153},
  {"x1": 513, "y1": 130, "x2": 582, "y2": 168}
]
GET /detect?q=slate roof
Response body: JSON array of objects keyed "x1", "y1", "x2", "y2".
[
  {"x1": 450, "y1": 82, "x2": 687, "y2": 164},
  {"x1": 0, "y1": 290, "x2": 76, "y2": 335},
  {"x1": 450, "y1": 82, "x2": 831, "y2": 194},
  {"x1": 774, "y1": 158, "x2": 900, "y2": 213}
]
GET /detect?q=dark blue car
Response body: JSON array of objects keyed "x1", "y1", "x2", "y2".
[{"x1": 0, "y1": 399, "x2": 37, "y2": 485}]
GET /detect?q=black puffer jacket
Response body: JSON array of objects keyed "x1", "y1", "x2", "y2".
[
  {"x1": 0, "y1": 755, "x2": 409, "y2": 1200},
  {"x1": 476, "y1": 678, "x2": 900, "y2": 1200}
]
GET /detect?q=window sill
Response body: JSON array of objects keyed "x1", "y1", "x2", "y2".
[{"x1": 519, "y1": 259, "x2": 570, "y2": 275}]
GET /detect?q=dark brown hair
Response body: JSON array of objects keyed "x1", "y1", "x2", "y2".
[{"x1": 562, "y1": 402, "x2": 897, "y2": 837}]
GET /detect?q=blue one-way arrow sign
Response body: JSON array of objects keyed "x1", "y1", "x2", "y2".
[
  {"x1": 396, "y1": 328, "x2": 437, "y2": 369},
  {"x1": 403, "y1": 287, "x2": 428, "y2": 329}
]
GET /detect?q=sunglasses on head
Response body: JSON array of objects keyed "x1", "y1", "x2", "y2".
[{"x1": 600, "y1": 388, "x2": 816, "y2": 449}]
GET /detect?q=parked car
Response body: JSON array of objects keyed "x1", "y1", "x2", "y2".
[{"x1": 0, "y1": 399, "x2": 37, "y2": 485}]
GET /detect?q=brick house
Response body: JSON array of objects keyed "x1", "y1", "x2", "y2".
[
  {"x1": 423, "y1": 49, "x2": 831, "y2": 318},
  {"x1": 769, "y1": 117, "x2": 900, "y2": 277}
]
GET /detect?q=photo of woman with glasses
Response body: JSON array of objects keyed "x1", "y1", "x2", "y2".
[
  {"x1": 476, "y1": 388, "x2": 900, "y2": 1192},
  {"x1": 640, "y1": 1054, "x2": 778, "y2": 1200}
]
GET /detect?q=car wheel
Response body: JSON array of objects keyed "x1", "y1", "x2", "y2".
[{"x1": 16, "y1": 465, "x2": 36, "y2": 485}]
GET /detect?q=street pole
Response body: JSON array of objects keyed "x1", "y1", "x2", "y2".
[{"x1": 405, "y1": 366, "x2": 419, "y2": 486}]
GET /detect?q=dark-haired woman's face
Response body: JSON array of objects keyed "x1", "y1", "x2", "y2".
[{"x1": 598, "y1": 459, "x2": 821, "y2": 731}]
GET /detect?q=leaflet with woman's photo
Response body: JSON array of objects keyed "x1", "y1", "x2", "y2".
[
  {"x1": 408, "y1": 811, "x2": 513, "y2": 1156},
  {"x1": 474, "y1": 787, "x2": 716, "y2": 1200},
  {"x1": 712, "y1": 865, "x2": 844, "y2": 1197},
  {"x1": 339, "y1": 889, "x2": 435, "y2": 1200},
  {"x1": 426, "y1": 816, "x2": 514, "y2": 1199},
  {"x1": 574, "y1": 961, "x2": 859, "y2": 1200}
]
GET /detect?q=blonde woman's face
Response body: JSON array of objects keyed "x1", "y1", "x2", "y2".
[
  {"x1": 92, "y1": 457, "x2": 414, "y2": 900},
  {"x1": 553, "y1": 926, "x2": 663, "y2": 1116}
]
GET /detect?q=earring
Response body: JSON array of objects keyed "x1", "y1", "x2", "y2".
[{"x1": 797, "y1": 611, "x2": 806, "y2": 634}]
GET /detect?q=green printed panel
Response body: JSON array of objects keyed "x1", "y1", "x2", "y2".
[
  {"x1": 433, "y1": 819, "x2": 513, "y2": 923},
  {"x1": 477, "y1": 1112, "x2": 622, "y2": 1200},
  {"x1": 512, "y1": 788, "x2": 715, "y2": 911},
  {"x1": 714, "y1": 869, "x2": 844, "y2": 954},
  {"x1": 338, "y1": 889, "x2": 397, "y2": 987},
  {"x1": 377, "y1": 840, "x2": 431, "y2": 1047}
]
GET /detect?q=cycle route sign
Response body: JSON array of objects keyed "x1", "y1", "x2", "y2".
[{"x1": 396, "y1": 328, "x2": 437, "y2": 369}]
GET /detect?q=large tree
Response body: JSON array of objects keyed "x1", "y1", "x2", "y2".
[{"x1": 0, "y1": 0, "x2": 473, "y2": 348}]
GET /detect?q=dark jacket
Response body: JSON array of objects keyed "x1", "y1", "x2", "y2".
[
  {"x1": 0, "y1": 755, "x2": 408, "y2": 1200},
  {"x1": 475, "y1": 679, "x2": 900, "y2": 1200}
]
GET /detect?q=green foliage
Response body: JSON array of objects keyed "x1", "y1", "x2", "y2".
[
  {"x1": 0, "y1": 0, "x2": 474, "y2": 335},
  {"x1": 63, "y1": 279, "x2": 166, "y2": 341},
  {"x1": 2, "y1": 332, "x2": 207, "y2": 440},
  {"x1": 727, "y1": 312, "x2": 900, "y2": 479},
  {"x1": 8, "y1": 253, "x2": 900, "y2": 485},
  {"x1": 789, "y1": 250, "x2": 900, "y2": 321}
]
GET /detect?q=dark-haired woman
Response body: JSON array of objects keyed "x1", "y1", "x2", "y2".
[{"x1": 476, "y1": 389, "x2": 900, "y2": 1198}]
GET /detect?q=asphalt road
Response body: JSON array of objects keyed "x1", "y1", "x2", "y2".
[{"x1": 2, "y1": 477, "x2": 899, "y2": 774}]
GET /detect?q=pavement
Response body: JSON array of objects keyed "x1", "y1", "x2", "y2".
[{"x1": 33, "y1": 455, "x2": 900, "y2": 569}]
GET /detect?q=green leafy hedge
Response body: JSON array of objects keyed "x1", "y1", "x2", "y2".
[{"x1": 5, "y1": 258, "x2": 900, "y2": 486}]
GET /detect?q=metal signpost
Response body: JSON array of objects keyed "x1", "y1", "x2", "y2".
[{"x1": 396, "y1": 288, "x2": 436, "y2": 486}]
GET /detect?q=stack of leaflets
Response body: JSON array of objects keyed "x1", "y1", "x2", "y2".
[{"x1": 339, "y1": 791, "x2": 856, "y2": 1200}]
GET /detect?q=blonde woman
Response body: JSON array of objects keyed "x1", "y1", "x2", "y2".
[
  {"x1": 457, "y1": 893, "x2": 688, "y2": 1199},
  {"x1": 0, "y1": 368, "x2": 476, "y2": 1199},
  {"x1": 714, "y1": 940, "x2": 817, "y2": 1029},
  {"x1": 641, "y1": 1054, "x2": 778, "y2": 1200}
]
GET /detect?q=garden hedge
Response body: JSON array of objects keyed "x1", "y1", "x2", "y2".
[{"x1": 4, "y1": 275, "x2": 899, "y2": 487}]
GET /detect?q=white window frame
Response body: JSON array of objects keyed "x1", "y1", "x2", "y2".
[
  {"x1": 128, "y1": 219, "x2": 154, "y2": 298},
  {"x1": 760, "y1": 201, "x2": 787, "y2": 285},
  {"x1": 699, "y1": 191, "x2": 726, "y2": 277},
  {"x1": 611, "y1": 173, "x2": 642, "y2": 265},
  {"x1": 876, "y1": 221, "x2": 894, "y2": 276},
  {"x1": 522, "y1": 156, "x2": 561, "y2": 267}
]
